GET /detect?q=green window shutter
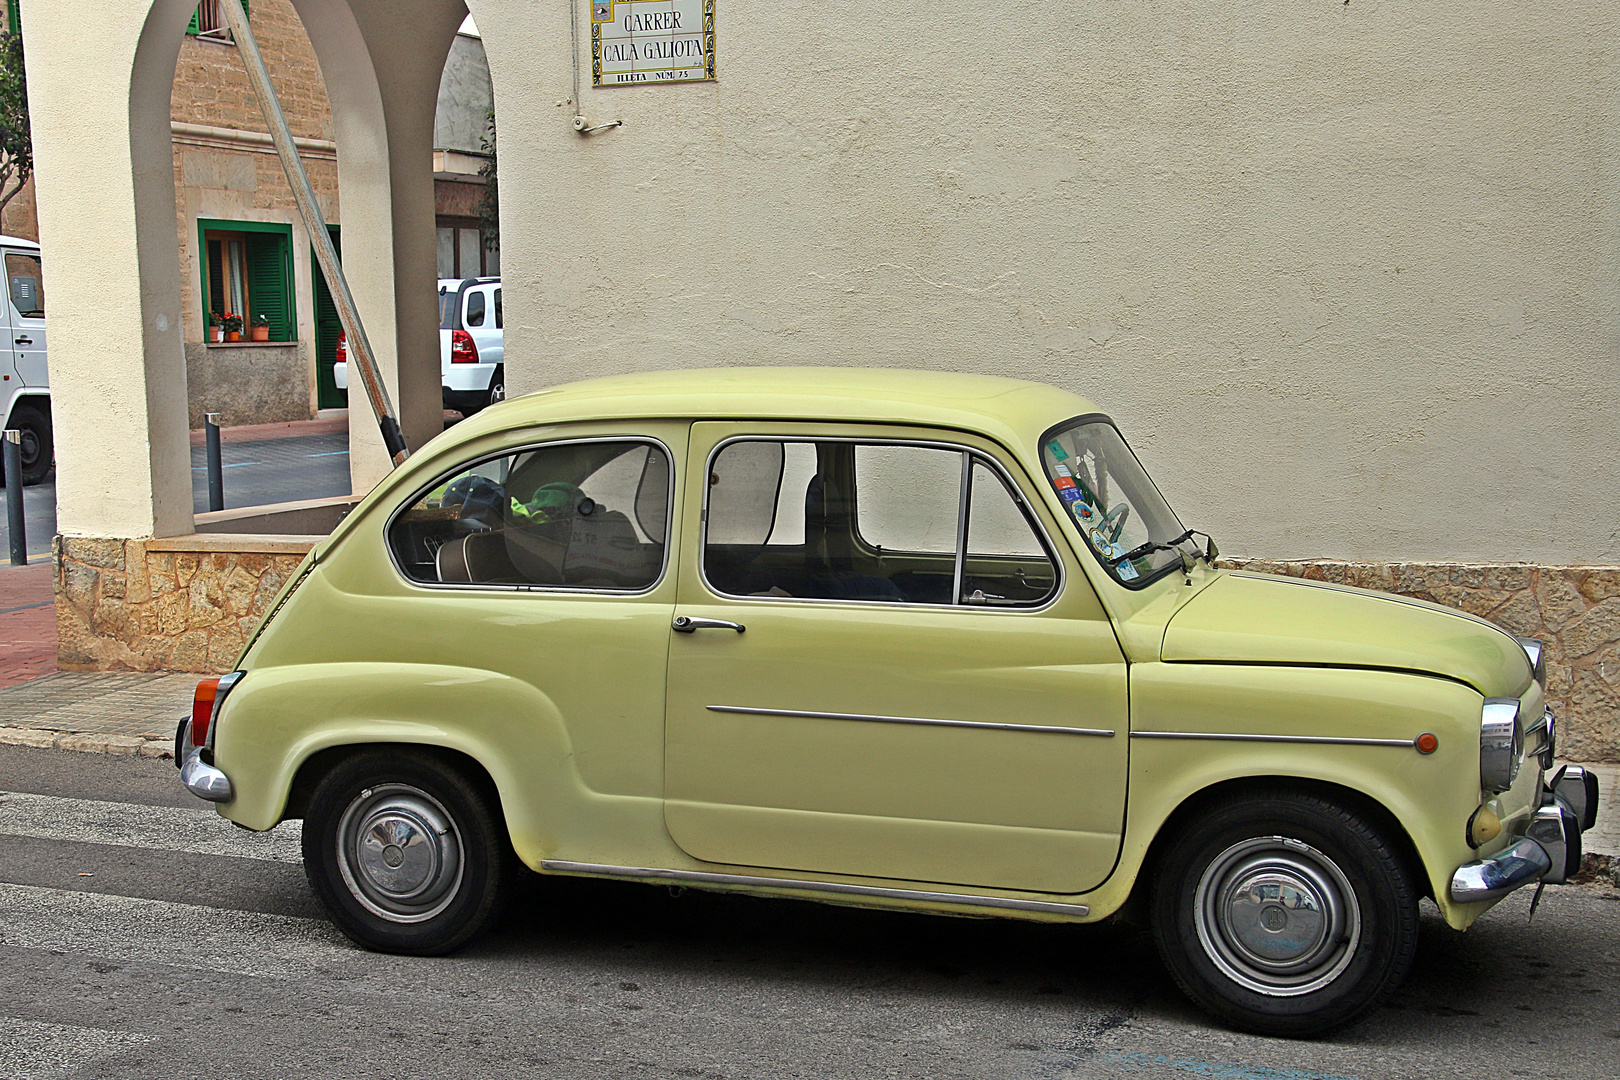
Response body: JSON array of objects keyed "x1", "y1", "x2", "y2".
[
  {"x1": 188, "y1": 7, "x2": 199, "y2": 35},
  {"x1": 244, "y1": 231, "x2": 291, "y2": 341},
  {"x1": 206, "y1": 239, "x2": 224, "y2": 318}
]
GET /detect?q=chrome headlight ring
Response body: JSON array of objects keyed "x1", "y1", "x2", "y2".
[{"x1": 1480, "y1": 698, "x2": 1523, "y2": 794}]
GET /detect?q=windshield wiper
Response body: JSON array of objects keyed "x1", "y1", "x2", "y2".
[{"x1": 1109, "y1": 529, "x2": 1218, "y2": 567}]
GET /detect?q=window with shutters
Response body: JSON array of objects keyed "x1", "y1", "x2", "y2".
[
  {"x1": 199, "y1": 219, "x2": 296, "y2": 343},
  {"x1": 187, "y1": 0, "x2": 248, "y2": 40}
]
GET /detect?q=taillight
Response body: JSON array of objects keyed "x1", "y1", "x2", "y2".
[
  {"x1": 336, "y1": 331, "x2": 346, "y2": 364},
  {"x1": 190, "y1": 671, "x2": 244, "y2": 750},
  {"x1": 192, "y1": 678, "x2": 220, "y2": 747},
  {"x1": 450, "y1": 329, "x2": 479, "y2": 363}
]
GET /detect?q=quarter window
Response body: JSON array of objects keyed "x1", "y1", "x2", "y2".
[
  {"x1": 390, "y1": 440, "x2": 670, "y2": 591},
  {"x1": 704, "y1": 440, "x2": 1057, "y2": 607}
]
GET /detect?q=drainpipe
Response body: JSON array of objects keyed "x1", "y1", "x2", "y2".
[{"x1": 218, "y1": 0, "x2": 409, "y2": 466}]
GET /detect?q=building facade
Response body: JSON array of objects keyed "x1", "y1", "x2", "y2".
[{"x1": 19, "y1": 1, "x2": 1620, "y2": 763}]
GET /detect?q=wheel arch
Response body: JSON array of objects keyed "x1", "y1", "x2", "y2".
[{"x1": 1130, "y1": 775, "x2": 1430, "y2": 914}]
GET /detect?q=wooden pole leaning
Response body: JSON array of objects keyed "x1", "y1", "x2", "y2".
[{"x1": 218, "y1": 0, "x2": 409, "y2": 466}]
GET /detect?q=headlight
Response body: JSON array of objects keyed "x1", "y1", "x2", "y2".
[
  {"x1": 1517, "y1": 637, "x2": 1546, "y2": 691},
  {"x1": 1480, "y1": 698, "x2": 1523, "y2": 793}
]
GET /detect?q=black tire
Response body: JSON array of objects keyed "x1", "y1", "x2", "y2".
[
  {"x1": 486, "y1": 366, "x2": 505, "y2": 411},
  {"x1": 1149, "y1": 790, "x2": 1419, "y2": 1037},
  {"x1": 0, "y1": 403, "x2": 52, "y2": 486},
  {"x1": 302, "y1": 748, "x2": 511, "y2": 955}
]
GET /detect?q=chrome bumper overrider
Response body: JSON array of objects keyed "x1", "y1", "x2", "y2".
[
  {"x1": 1450, "y1": 765, "x2": 1600, "y2": 903},
  {"x1": 174, "y1": 717, "x2": 233, "y2": 803}
]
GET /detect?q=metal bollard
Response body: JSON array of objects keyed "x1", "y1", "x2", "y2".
[
  {"x1": 3, "y1": 429, "x2": 23, "y2": 566},
  {"x1": 204, "y1": 412, "x2": 224, "y2": 513}
]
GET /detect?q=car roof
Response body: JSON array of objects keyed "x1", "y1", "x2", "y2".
[
  {"x1": 449, "y1": 367, "x2": 1104, "y2": 455},
  {"x1": 0, "y1": 235, "x2": 41, "y2": 250}
]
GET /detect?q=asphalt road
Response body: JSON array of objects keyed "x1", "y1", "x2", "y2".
[
  {"x1": 0, "y1": 433, "x2": 351, "y2": 561},
  {"x1": 1, "y1": 743, "x2": 1617, "y2": 1080}
]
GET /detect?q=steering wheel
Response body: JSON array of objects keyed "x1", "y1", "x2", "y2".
[{"x1": 1101, "y1": 502, "x2": 1131, "y2": 544}]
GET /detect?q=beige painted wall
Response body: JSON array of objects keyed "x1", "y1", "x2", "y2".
[{"x1": 477, "y1": 0, "x2": 1620, "y2": 567}]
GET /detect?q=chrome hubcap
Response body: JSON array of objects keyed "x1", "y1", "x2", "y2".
[
  {"x1": 1193, "y1": 837, "x2": 1361, "y2": 997},
  {"x1": 335, "y1": 784, "x2": 463, "y2": 923}
]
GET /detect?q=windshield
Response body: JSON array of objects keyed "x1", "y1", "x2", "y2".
[
  {"x1": 1040, "y1": 417, "x2": 1191, "y2": 587},
  {"x1": 439, "y1": 288, "x2": 456, "y2": 328}
]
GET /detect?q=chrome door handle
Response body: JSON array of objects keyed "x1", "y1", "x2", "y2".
[
  {"x1": 13, "y1": 337, "x2": 30, "y2": 346},
  {"x1": 673, "y1": 616, "x2": 746, "y2": 634}
]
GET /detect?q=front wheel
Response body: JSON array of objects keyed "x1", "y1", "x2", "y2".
[
  {"x1": 303, "y1": 748, "x2": 511, "y2": 955},
  {"x1": 1150, "y1": 791, "x2": 1419, "y2": 1036},
  {"x1": 0, "y1": 403, "x2": 52, "y2": 486}
]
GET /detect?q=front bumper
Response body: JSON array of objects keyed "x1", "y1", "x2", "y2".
[{"x1": 1450, "y1": 765, "x2": 1600, "y2": 903}]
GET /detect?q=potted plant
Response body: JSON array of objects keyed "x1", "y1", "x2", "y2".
[
  {"x1": 250, "y1": 312, "x2": 271, "y2": 342},
  {"x1": 222, "y1": 312, "x2": 243, "y2": 342},
  {"x1": 207, "y1": 312, "x2": 223, "y2": 343}
]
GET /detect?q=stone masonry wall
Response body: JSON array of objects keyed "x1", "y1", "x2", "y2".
[
  {"x1": 55, "y1": 536, "x2": 310, "y2": 675},
  {"x1": 1227, "y1": 560, "x2": 1620, "y2": 764},
  {"x1": 51, "y1": 539, "x2": 1620, "y2": 763}
]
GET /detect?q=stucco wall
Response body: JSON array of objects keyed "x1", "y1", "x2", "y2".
[
  {"x1": 184, "y1": 342, "x2": 312, "y2": 427},
  {"x1": 434, "y1": 31, "x2": 492, "y2": 155},
  {"x1": 479, "y1": 0, "x2": 1620, "y2": 569}
]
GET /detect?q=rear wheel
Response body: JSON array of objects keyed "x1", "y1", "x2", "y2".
[
  {"x1": 0, "y1": 403, "x2": 51, "y2": 486},
  {"x1": 1149, "y1": 790, "x2": 1419, "y2": 1036},
  {"x1": 303, "y1": 748, "x2": 511, "y2": 955}
]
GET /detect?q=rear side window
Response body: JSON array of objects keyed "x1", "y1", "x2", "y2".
[
  {"x1": 390, "y1": 440, "x2": 671, "y2": 592},
  {"x1": 494, "y1": 288, "x2": 503, "y2": 329},
  {"x1": 703, "y1": 439, "x2": 1057, "y2": 607},
  {"x1": 465, "y1": 289, "x2": 486, "y2": 328},
  {"x1": 439, "y1": 288, "x2": 455, "y2": 328}
]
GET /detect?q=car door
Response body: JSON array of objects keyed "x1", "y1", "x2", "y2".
[
  {"x1": 664, "y1": 422, "x2": 1129, "y2": 895},
  {"x1": 3, "y1": 249, "x2": 46, "y2": 387}
]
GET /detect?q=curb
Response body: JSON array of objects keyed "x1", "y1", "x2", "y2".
[{"x1": 0, "y1": 724, "x2": 172, "y2": 759}]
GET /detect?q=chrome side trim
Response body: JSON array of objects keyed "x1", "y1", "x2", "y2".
[
  {"x1": 1449, "y1": 837, "x2": 1551, "y2": 903},
  {"x1": 1130, "y1": 730, "x2": 1418, "y2": 748},
  {"x1": 180, "y1": 747, "x2": 234, "y2": 802},
  {"x1": 706, "y1": 704, "x2": 1115, "y2": 737},
  {"x1": 540, "y1": 861, "x2": 1090, "y2": 916}
]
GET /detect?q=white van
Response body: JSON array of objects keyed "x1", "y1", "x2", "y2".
[
  {"x1": 0, "y1": 235, "x2": 50, "y2": 486},
  {"x1": 334, "y1": 276, "x2": 504, "y2": 418}
]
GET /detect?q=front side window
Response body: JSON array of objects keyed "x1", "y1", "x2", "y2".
[
  {"x1": 4, "y1": 252, "x2": 43, "y2": 318},
  {"x1": 1040, "y1": 418, "x2": 1189, "y2": 587},
  {"x1": 704, "y1": 439, "x2": 1057, "y2": 607},
  {"x1": 390, "y1": 440, "x2": 670, "y2": 591}
]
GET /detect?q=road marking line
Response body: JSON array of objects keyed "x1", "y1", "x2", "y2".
[
  {"x1": 0, "y1": 1017, "x2": 158, "y2": 1078},
  {"x1": 304, "y1": 450, "x2": 349, "y2": 457},
  {"x1": 0, "y1": 882, "x2": 357, "y2": 980},
  {"x1": 0, "y1": 791, "x2": 302, "y2": 864}
]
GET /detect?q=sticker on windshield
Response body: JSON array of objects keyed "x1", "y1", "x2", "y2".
[
  {"x1": 1059, "y1": 486, "x2": 1083, "y2": 503},
  {"x1": 1117, "y1": 560, "x2": 1140, "y2": 581},
  {"x1": 1055, "y1": 475, "x2": 1076, "y2": 490},
  {"x1": 1046, "y1": 440, "x2": 1069, "y2": 462},
  {"x1": 1052, "y1": 463, "x2": 1072, "y2": 478}
]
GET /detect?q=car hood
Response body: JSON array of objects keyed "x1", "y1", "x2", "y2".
[{"x1": 1162, "y1": 571, "x2": 1532, "y2": 698}]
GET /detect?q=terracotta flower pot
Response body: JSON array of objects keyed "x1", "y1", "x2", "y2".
[
  {"x1": 226, "y1": 331, "x2": 241, "y2": 342},
  {"x1": 250, "y1": 325, "x2": 270, "y2": 342},
  {"x1": 209, "y1": 327, "x2": 223, "y2": 343}
]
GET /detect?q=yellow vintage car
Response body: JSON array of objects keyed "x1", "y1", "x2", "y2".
[{"x1": 177, "y1": 368, "x2": 1599, "y2": 1036}]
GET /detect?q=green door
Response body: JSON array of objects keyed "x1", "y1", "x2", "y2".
[{"x1": 312, "y1": 227, "x2": 345, "y2": 409}]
